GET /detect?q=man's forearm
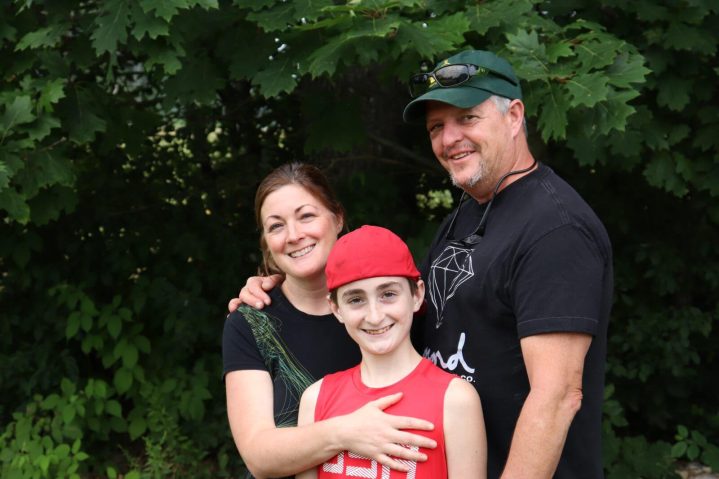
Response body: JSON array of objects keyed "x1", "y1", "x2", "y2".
[{"x1": 500, "y1": 389, "x2": 582, "y2": 478}]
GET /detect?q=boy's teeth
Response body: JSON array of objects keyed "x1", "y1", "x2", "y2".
[{"x1": 365, "y1": 325, "x2": 392, "y2": 335}]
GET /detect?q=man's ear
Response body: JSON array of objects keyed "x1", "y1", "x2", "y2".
[
  {"x1": 508, "y1": 99, "x2": 525, "y2": 138},
  {"x1": 328, "y1": 295, "x2": 344, "y2": 323},
  {"x1": 413, "y1": 280, "x2": 426, "y2": 312}
]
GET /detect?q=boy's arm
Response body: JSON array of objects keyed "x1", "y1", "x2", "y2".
[
  {"x1": 444, "y1": 378, "x2": 487, "y2": 479},
  {"x1": 295, "y1": 381, "x2": 322, "y2": 479}
]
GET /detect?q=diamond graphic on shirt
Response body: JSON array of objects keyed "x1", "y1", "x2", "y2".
[{"x1": 428, "y1": 244, "x2": 474, "y2": 329}]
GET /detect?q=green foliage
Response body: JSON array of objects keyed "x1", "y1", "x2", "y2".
[{"x1": 1, "y1": 0, "x2": 718, "y2": 476}]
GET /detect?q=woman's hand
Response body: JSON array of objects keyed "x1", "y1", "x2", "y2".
[{"x1": 337, "y1": 392, "x2": 437, "y2": 471}]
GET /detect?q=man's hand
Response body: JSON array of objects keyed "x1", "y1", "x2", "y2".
[
  {"x1": 339, "y1": 392, "x2": 437, "y2": 471},
  {"x1": 227, "y1": 274, "x2": 284, "y2": 312}
]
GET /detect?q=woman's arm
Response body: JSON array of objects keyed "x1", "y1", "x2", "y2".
[
  {"x1": 444, "y1": 378, "x2": 487, "y2": 479},
  {"x1": 226, "y1": 370, "x2": 438, "y2": 478},
  {"x1": 295, "y1": 381, "x2": 322, "y2": 479}
]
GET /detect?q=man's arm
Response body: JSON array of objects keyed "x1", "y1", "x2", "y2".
[
  {"x1": 444, "y1": 378, "x2": 487, "y2": 479},
  {"x1": 227, "y1": 274, "x2": 283, "y2": 312},
  {"x1": 500, "y1": 332, "x2": 592, "y2": 478}
]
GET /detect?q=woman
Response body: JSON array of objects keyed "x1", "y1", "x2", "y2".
[{"x1": 222, "y1": 163, "x2": 435, "y2": 479}]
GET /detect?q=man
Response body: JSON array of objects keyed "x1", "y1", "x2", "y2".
[{"x1": 234, "y1": 50, "x2": 613, "y2": 478}]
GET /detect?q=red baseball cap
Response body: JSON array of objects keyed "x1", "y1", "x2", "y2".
[{"x1": 325, "y1": 225, "x2": 421, "y2": 291}]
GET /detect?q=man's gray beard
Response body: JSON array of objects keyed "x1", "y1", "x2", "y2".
[{"x1": 450, "y1": 167, "x2": 485, "y2": 190}]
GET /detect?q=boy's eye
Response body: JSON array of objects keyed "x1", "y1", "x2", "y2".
[
  {"x1": 381, "y1": 290, "x2": 398, "y2": 300},
  {"x1": 346, "y1": 296, "x2": 363, "y2": 305}
]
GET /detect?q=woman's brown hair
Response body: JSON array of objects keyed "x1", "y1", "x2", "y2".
[{"x1": 254, "y1": 163, "x2": 346, "y2": 276}]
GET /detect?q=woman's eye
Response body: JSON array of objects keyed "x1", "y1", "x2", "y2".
[
  {"x1": 300, "y1": 213, "x2": 316, "y2": 221},
  {"x1": 267, "y1": 223, "x2": 283, "y2": 232}
]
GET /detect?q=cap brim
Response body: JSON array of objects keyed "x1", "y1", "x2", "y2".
[{"x1": 403, "y1": 86, "x2": 493, "y2": 124}]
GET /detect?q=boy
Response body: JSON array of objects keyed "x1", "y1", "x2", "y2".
[{"x1": 297, "y1": 225, "x2": 486, "y2": 479}]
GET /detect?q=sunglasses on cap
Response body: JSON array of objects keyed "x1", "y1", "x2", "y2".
[{"x1": 408, "y1": 63, "x2": 518, "y2": 98}]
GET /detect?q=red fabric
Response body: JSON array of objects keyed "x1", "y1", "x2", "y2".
[
  {"x1": 315, "y1": 358, "x2": 454, "y2": 479},
  {"x1": 325, "y1": 225, "x2": 420, "y2": 291}
]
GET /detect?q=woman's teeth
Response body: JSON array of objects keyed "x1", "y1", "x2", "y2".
[{"x1": 289, "y1": 245, "x2": 315, "y2": 258}]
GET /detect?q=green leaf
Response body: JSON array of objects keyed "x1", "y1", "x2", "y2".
[
  {"x1": 687, "y1": 444, "x2": 700, "y2": 460},
  {"x1": 128, "y1": 416, "x2": 147, "y2": 440},
  {"x1": 656, "y1": 75, "x2": 691, "y2": 111},
  {"x1": 644, "y1": 152, "x2": 689, "y2": 197},
  {"x1": 58, "y1": 88, "x2": 107, "y2": 144},
  {"x1": 466, "y1": 0, "x2": 534, "y2": 34},
  {"x1": 1, "y1": 96, "x2": 35, "y2": 133},
  {"x1": 135, "y1": 335, "x2": 151, "y2": 354},
  {"x1": 95, "y1": 380, "x2": 108, "y2": 399},
  {"x1": 122, "y1": 344, "x2": 139, "y2": 368},
  {"x1": 125, "y1": 471, "x2": 141, "y2": 479},
  {"x1": 114, "y1": 368, "x2": 133, "y2": 394},
  {"x1": 566, "y1": 72, "x2": 609, "y2": 108},
  {"x1": 246, "y1": 3, "x2": 295, "y2": 32},
  {"x1": 671, "y1": 441, "x2": 688, "y2": 458},
  {"x1": 395, "y1": 22, "x2": 438, "y2": 58},
  {"x1": 38, "y1": 455, "x2": 50, "y2": 473},
  {"x1": 14, "y1": 150, "x2": 75, "y2": 197},
  {"x1": 62, "y1": 404, "x2": 76, "y2": 423},
  {"x1": 252, "y1": 58, "x2": 298, "y2": 97},
  {"x1": 15, "y1": 25, "x2": 67, "y2": 51},
  {"x1": 546, "y1": 41, "x2": 574, "y2": 62},
  {"x1": 106, "y1": 399, "x2": 122, "y2": 417},
  {"x1": 293, "y1": 0, "x2": 333, "y2": 20},
  {"x1": 41, "y1": 393, "x2": 60, "y2": 410},
  {"x1": 600, "y1": 89, "x2": 640, "y2": 135},
  {"x1": 130, "y1": 4, "x2": 170, "y2": 40},
  {"x1": 92, "y1": 0, "x2": 131, "y2": 55},
  {"x1": 607, "y1": 52, "x2": 651, "y2": 89},
  {"x1": 66, "y1": 311, "x2": 81, "y2": 338},
  {"x1": 307, "y1": 36, "x2": 349, "y2": 78},
  {"x1": 507, "y1": 30, "x2": 549, "y2": 81},
  {"x1": 144, "y1": 44, "x2": 184, "y2": 75},
  {"x1": 26, "y1": 115, "x2": 61, "y2": 142},
  {"x1": 537, "y1": 83, "x2": 569, "y2": 142},
  {"x1": 664, "y1": 21, "x2": 717, "y2": 54},
  {"x1": 106, "y1": 467, "x2": 118, "y2": 479},
  {"x1": 164, "y1": 54, "x2": 225, "y2": 105},
  {"x1": 702, "y1": 444, "x2": 719, "y2": 471},
  {"x1": 28, "y1": 185, "x2": 78, "y2": 226},
  {"x1": 61, "y1": 378, "x2": 76, "y2": 396},
  {"x1": 140, "y1": 0, "x2": 187, "y2": 22},
  {"x1": 108, "y1": 315, "x2": 122, "y2": 339}
]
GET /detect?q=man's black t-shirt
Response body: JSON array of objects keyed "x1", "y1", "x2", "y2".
[{"x1": 417, "y1": 164, "x2": 613, "y2": 478}]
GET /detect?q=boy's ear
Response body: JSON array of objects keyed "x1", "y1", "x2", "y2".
[
  {"x1": 328, "y1": 295, "x2": 344, "y2": 323},
  {"x1": 413, "y1": 280, "x2": 426, "y2": 312}
]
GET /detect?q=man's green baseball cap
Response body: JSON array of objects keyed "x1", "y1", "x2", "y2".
[{"x1": 403, "y1": 50, "x2": 522, "y2": 123}]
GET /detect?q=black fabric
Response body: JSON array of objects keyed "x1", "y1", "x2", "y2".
[
  {"x1": 417, "y1": 164, "x2": 613, "y2": 479},
  {"x1": 222, "y1": 287, "x2": 361, "y2": 474}
]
